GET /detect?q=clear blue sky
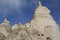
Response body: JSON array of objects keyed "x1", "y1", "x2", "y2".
[{"x1": 0, "y1": 0, "x2": 60, "y2": 27}]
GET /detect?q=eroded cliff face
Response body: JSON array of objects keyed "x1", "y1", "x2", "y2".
[
  {"x1": 31, "y1": 1, "x2": 60, "y2": 40},
  {"x1": 5, "y1": 24, "x2": 52, "y2": 40},
  {"x1": 0, "y1": 1, "x2": 60, "y2": 40}
]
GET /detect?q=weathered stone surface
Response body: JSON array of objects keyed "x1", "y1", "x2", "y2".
[
  {"x1": 31, "y1": 1, "x2": 60, "y2": 40},
  {"x1": 0, "y1": 33, "x2": 6, "y2": 40},
  {"x1": 0, "y1": 1, "x2": 60, "y2": 40}
]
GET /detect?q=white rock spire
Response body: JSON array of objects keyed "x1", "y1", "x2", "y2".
[
  {"x1": 3, "y1": 18, "x2": 10, "y2": 24},
  {"x1": 35, "y1": 1, "x2": 50, "y2": 16},
  {"x1": 38, "y1": 1, "x2": 42, "y2": 7},
  {"x1": 31, "y1": 1, "x2": 60, "y2": 40}
]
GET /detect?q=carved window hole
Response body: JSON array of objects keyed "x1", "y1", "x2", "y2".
[
  {"x1": 37, "y1": 34, "x2": 40, "y2": 36},
  {"x1": 46, "y1": 37, "x2": 52, "y2": 40},
  {"x1": 41, "y1": 34, "x2": 44, "y2": 36}
]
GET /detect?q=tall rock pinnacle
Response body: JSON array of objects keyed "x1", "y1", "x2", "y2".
[
  {"x1": 2, "y1": 18, "x2": 10, "y2": 25},
  {"x1": 35, "y1": 1, "x2": 50, "y2": 16},
  {"x1": 31, "y1": 1, "x2": 60, "y2": 40}
]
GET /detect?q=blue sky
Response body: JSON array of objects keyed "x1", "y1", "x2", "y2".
[
  {"x1": 0, "y1": 0, "x2": 60, "y2": 27},
  {"x1": 0, "y1": 0, "x2": 38, "y2": 25}
]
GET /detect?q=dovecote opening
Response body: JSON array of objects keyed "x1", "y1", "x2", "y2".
[
  {"x1": 46, "y1": 37, "x2": 52, "y2": 40},
  {"x1": 37, "y1": 34, "x2": 40, "y2": 36},
  {"x1": 41, "y1": 34, "x2": 44, "y2": 36}
]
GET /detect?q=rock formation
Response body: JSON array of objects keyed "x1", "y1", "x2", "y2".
[
  {"x1": 0, "y1": 1, "x2": 60, "y2": 40},
  {"x1": 0, "y1": 18, "x2": 12, "y2": 37},
  {"x1": 30, "y1": 1, "x2": 60, "y2": 40}
]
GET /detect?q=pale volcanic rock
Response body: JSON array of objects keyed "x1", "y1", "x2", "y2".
[
  {"x1": 10, "y1": 1, "x2": 60, "y2": 40},
  {"x1": 0, "y1": 1, "x2": 60, "y2": 40},
  {"x1": 0, "y1": 18, "x2": 12, "y2": 37},
  {"x1": 30, "y1": 1, "x2": 60, "y2": 40}
]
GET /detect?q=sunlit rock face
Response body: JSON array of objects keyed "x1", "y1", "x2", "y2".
[
  {"x1": 0, "y1": 1, "x2": 60, "y2": 40},
  {"x1": 0, "y1": 18, "x2": 12, "y2": 37},
  {"x1": 31, "y1": 1, "x2": 60, "y2": 40}
]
